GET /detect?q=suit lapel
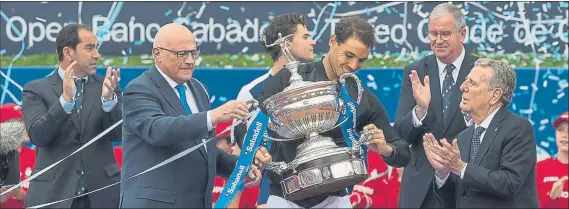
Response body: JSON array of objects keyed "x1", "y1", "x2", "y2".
[
  {"x1": 149, "y1": 66, "x2": 187, "y2": 115},
  {"x1": 426, "y1": 56, "x2": 444, "y2": 129},
  {"x1": 473, "y1": 107, "x2": 507, "y2": 165},
  {"x1": 443, "y1": 54, "x2": 476, "y2": 134},
  {"x1": 458, "y1": 126, "x2": 473, "y2": 196},
  {"x1": 188, "y1": 79, "x2": 209, "y2": 162},
  {"x1": 459, "y1": 126, "x2": 473, "y2": 162},
  {"x1": 49, "y1": 72, "x2": 81, "y2": 131},
  {"x1": 80, "y1": 77, "x2": 97, "y2": 133}
]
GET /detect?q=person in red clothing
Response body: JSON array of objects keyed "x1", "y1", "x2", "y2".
[
  {"x1": 537, "y1": 111, "x2": 568, "y2": 208},
  {"x1": 350, "y1": 149, "x2": 401, "y2": 208}
]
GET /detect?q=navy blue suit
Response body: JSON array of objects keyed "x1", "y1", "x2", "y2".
[{"x1": 120, "y1": 66, "x2": 237, "y2": 208}]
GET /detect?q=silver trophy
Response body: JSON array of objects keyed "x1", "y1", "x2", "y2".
[{"x1": 259, "y1": 33, "x2": 371, "y2": 200}]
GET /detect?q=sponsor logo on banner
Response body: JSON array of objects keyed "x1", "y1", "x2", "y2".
[{"x1": 1, "y1": 1, "x2": 566, "y2": 55}]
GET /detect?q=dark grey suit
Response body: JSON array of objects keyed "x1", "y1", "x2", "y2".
[
  {"x1": 22, "y1": 72, "x2": 123, "y2": 208},
  {"x1": 437, "y1": 107, "x2": 539, "y2": 208},
  {"x1": 394, "y1": 53, "x2": 478, "y2": 208},
  {"x1": 120, "y1": 66, "x2": 237, "y2": 208}
]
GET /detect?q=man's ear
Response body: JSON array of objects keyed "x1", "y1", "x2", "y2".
[
  {"x1": 329, "y1": 34, "x2": 337, "y2": 47},
  {"x1": 63, "y1": 47, "x2": 74, "y2": 62},
  {"x1": 490, "y1": 88, "x2": 503, "y2": 105},
  {"x1": 152, "y1": 48, "x2": 161, "y2": 62},
  {"x1": 328, "y1": 34, "x2": 338, "y2": 51}
]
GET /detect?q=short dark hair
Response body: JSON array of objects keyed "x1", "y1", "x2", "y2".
[
  {"x1": 334, "y1": 16, "x2": 375, "y2": 48},
  {"x1": 261, "y1": 13, "x2": 307, "y2": 61},
  {"x1": 56, "y1": 23, "x2": 93, "y2": 61}
]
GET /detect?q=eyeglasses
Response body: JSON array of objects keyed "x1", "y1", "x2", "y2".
[
  {"x1": 428, "y1": 31, "x2": 453, "y2": 41},
  {"x1": 157, "y1": 47, "x2": 200, "y2": 59}
]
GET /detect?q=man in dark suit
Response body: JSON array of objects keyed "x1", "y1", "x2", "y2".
[
  {"x1": 120, "y1": 23, "x2": 271, "y2": 208},
  {"x1": 423, "y1": 58, "x2": 539, "y2": 208},
  {"x1": 393, "y1": 3, "x2": 478, "y2": 208},
  {"x1": 21, "y1": 23, "x2": 123, "y2": 208}
]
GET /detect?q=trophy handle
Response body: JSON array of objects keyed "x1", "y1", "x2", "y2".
[
  {"x1": 339, "y1": 73, "x2": 364, "y2": 105},
  {"x1": 259, "y1": 161, "x2": 289, "y2": 175},
  {"x1": 234, "y1": 99, "x2": 261, "y2": 125},
  {"x1": 245, "y1": 99, "x2": 259, "y2": 112}
]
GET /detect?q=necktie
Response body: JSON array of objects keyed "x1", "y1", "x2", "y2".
[
  {"x1": 442, "y1": 64, "x2": 456, "y2": 126},
  {"x1": 469, "y1": 126, "x2": 486, "y2": 163},
  {"x1": 73, "y1": 78, "x2": 87, "y2": 195},
  {"x1": 74, "y1": 78, "x2": 86, "y2": 113},
  {"x1": 175, "y1": 85, "x2": 207, "y2": 153},
  {"x1": 175, "y1": 85, "x2": 192, "y2": 115}
]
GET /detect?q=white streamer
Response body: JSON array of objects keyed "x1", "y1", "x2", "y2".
[{"x1": 0, "y1": 120, "x2": 123, "y2": 196}]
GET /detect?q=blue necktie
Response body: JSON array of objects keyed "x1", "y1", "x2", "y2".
[
  {"x1": 73, "y1": 78, "x2": 87, "y2": 195},
  {"x1": 175, "y1": 85, "x2": 192, "y2": 115},
  {"x1": 74, "y1": 78, "x2": 86, "y2": 113},
  {"x1": 442, "y1": 64, "x2": 455, "y2": 126},
  {"x1": 175, "y1": 85, "x2": 207, "y2": 153}
]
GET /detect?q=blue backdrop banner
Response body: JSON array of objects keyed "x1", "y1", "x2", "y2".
[{"x1": 1, "y1": 1, "x2": 567, "y2": 56}]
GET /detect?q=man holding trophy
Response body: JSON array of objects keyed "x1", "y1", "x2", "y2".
[{"x1": 250, "y1": 16, "x2": 411, "y2": 208}]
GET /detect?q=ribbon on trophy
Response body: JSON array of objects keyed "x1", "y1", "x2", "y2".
[
  {"x1": 214, "y1": 111, "x2": 269, "y2": 208},
  {"x1": 256, "y1": 131, "x2": 272, "y2": 204},
  {"x1": 337, "y1": 81, "x2": 368, "y2": 169}
]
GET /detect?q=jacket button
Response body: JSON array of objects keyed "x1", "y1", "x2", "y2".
[{"x1": 462, "y1": 196, "x2": 467, "y2": 200}]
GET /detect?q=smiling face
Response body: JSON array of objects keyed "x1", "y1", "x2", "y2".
[
  {"x1": 428, "y1": 14, "x2": 466, "y2": 64},
  {"x1": 326, "y1": 35, "x2": 371, "y2": 81}
]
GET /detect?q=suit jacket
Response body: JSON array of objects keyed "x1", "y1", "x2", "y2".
[
  {"x1": 438, "y1": 107, "x2": 539, "y2": 208},
  {"x1": 394, "y1": 53, "x2": 478, "y2": 208},
  {"x1": 21, "y1": 72, "x2": 123, "y2": 208},
  {"x1": 120, "y1": 66, "x2": 237, "y2": 208}
]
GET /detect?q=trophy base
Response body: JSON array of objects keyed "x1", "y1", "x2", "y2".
[{"x1": 280, "y1": 151, "x2": 367, "y2": 201}]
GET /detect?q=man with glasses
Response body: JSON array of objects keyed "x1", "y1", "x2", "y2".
[
  {"x1": 393, "y1": 3, "x2": 478, "y2": 208},
  {"x1": 120, "y1": 23, "x2": 272, "y2": 208}
]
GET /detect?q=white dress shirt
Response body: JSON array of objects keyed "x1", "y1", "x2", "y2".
[
  {"x1": 412, "y1": 47, "x2": 466, "y2": 127},
  {"x1": 435, "y1": 106, "x2": 501, "y2": 188},
  {"x1": 155, "y1": 64, "x2": 214, "y2": 132},
  {"x1": 57, "y1": 66, "x2": 118, "y2": 114}
]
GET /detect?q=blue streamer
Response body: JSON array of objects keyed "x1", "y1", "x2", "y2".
[
  {"x1": 257, "y1": 132, "x2": 272, "y2": 204},
  {"x1": 215, "y1": 112, "x2": 269, "y2": 208},
  {"x1": 338, "y1": 84, "x2": 368, "y2": 167},
  {"x1": 0, "y1": 10, "x2": 26, "y2": 104}
]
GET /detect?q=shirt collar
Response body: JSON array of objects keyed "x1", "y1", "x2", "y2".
[
  {"x1": 476, "y1": 106, "x2": 501, "y2": 130},
  {"x1": 436, "y1": 46, "x2": 466, "y2": 75},
  {"x1": 155, "y1": 64, "x2": 188, "y2": 90},
  {"x1": 58, "y1": 66, "x2": 89, "y2": 82}
]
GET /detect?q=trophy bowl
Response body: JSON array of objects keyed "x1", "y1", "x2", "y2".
[
  {"x1": 258, "y1": 32, "x2": 367, "y2": 201},
  {"x1": 261, "y1": 75, "x2": 367, "y2": 201},
  {"x1": 262, "y1": 81, "x2": 341, "y2": 139}
]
